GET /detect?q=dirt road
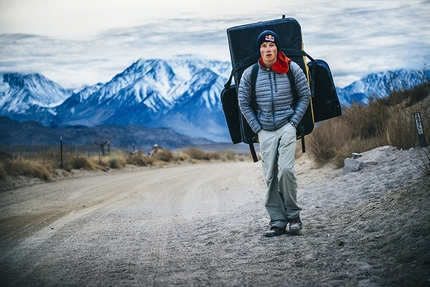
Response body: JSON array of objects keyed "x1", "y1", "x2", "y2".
[
  {"x1": 0, "y1": 162, "x2": 265, "y2": 286},
  {"x1": 0, "y1": 148, "x2": 429, "y2": 286}
]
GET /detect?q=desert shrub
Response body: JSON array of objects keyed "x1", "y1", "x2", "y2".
[
  {"x1": 2, "y1": 158, "x2": 52, "y2": 181},
  {"x1": 77, "y1": 156, "x2": 96, "y2": 170},
  {"x1": 210, "y1": 152, "x2": 221, "y2": 160},
  {"x1": 182, "y1": 148, "x2": 239, "y2": 161},
  {"x1": 173, "y1": 152, "x2": 190, "y2": 162},
  {"x1": 183, "y1": 148, "x2": 212, "y2": 160},
  {"x1": 385, "y1": 106, "x2": 417, "y2": 149},
  {"x1": 307, "y1": 117, "x2": 352, "y2": 167},
  {"x1": 96, "y1": 156, "x2": 111, "y2": 168},
  {"x1": 237, "y1": 155, "x2": 247, "y2": 162},
  {"x1": 379, "y1": 79, "x2": 430, "y2": 107},
  {"x1": 308, "y1": 82, "x2": 430, "y2": 168},
  {"x1": 346, "y1": 101, "x2": 388, "y2": 140},
  {"x1": 384, "y1": 96, "x2": 429, "y2": 149},
  {"x1": 414, "y1": 98, "x2": 430, "y2": 143},
  {"x1": 155, "y1": 149, "x2": 174, "y2": 162},
  {"x1": 62, "y1": 154, "x2": 97, "y2": 171},
  {"x1": 386, "y1": 92, "x2": 430, "y2": 148},
  {"x1": 408, "y1": 81, "x2": 430, "y2": 106},
  {"x1": 222, "y1": 149, "x2": 236, "y2": 161},
  {"x1": 109, "y1": 154, "x2": 127, "y2": 169},
  {"x1": 144, "y1": 157, "x2": 155, "y2": 166},
  {"x1": 127, "y1": 151, "x2": 153, "y2": 166},
  {"x1": 308, "y1": 103, "x2": 393, "y2": 167},
  {"x1": 184, "y1": 148, "x2": 232, "y2": 161},
  {"x1": 29, "y1": 161, "x2": 52, "y2": 181},
  {"x1": 183, "y1": 148, "x2": 206, "y2": 160}
]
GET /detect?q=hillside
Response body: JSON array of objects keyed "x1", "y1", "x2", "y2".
[{"x1": 0, "y1": 117, "x2": 214, "y2": 153}]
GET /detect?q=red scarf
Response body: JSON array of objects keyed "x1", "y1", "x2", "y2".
[{"x1": 259, "y1": 51, "x2": 291, "y2": 74}]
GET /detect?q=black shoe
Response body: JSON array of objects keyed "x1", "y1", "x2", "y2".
[
  {"x1": 264, "y1": 226, "x2": 286, "y2": 237},
  {"x1": 289, "y1": 216, "x2": 303, "y2": 235}
]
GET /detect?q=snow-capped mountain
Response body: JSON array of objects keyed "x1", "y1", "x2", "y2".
[
  {"x1": 0, "y1": 73, "x2": 73, "y2": 125},
  {"x1": 54, "y1": 59, "x2": 230, "y2": 141},
  {"x1": 156, "y1": 67, "x2": 228, "y2": 140},
  {"x1": 0, "y1": 59, "x2": 231, "y2": 141},
  {"x1": 0, "y1": 73, "x2": 72, "y2": 112},
  {"x1": 336, "y1": 69, "x2": 430, "y2": 106},
  {"x1": 0, "y1": 59, "x2": 428, "y2": 143}
]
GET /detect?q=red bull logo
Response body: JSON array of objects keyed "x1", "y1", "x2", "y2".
[{"x1": 265, "y1": 34, "x2": 275, "y2": 42}]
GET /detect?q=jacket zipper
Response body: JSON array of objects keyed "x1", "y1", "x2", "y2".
[{"x1": 269, "y1": 71, "x2": 277, "y2": 130}]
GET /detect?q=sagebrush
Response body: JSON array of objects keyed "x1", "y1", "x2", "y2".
[{"x1": 307, "y1": 80, "x2": 430, "y2": 168}]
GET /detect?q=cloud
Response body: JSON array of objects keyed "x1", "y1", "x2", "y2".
[
  {"x1": 300, "y1": 0, "x2": 430, "y2": 87},
  {"x1": 0, "y1": 0, "x2": 429, "y2": 89},
  {"x1": 0, "y1": 18, "x2": 236, "y2": 89}
]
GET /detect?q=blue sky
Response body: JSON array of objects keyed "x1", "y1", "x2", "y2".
[{"x1": 0, "y1": 0, "x2": 429, "y2": 90}]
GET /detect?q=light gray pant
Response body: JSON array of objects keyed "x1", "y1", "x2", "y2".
[{"x1": 258, "y1": 123, "x2": 301, "y2": 228}]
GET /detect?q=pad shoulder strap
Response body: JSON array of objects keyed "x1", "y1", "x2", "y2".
[
  {"x1": 249, "y1": 63, "x2": 259, "y2": 162},
  {"x1": 286, "y1": 67, "x2": 297, "y2": 101},
  {"x1": 250, "y1": 63, "x2": 259, "y2": 105}
]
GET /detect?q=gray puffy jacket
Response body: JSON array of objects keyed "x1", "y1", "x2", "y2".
[{"x1": 238, "y1": 61, "x2": 310, "y2": 134}]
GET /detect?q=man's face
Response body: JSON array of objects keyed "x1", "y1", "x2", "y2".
[{"x1": 260, "y1": 42, "x2": 278, "y2": 64}]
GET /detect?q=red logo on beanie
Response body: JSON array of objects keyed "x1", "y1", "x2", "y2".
[{"x1": 265, "y1": 35, "x2": 275, "y2": 42}]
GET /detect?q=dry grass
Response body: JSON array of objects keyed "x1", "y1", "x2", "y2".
[
  {"x1": 307, "y1": 80, "x2": 430, "y2": 169},
  {"x1": 154, "y1": 150, "x2": 175, "y2": 162},
  {"x1": 183, "y1": 148, "x2": 215, "y2": 161},
  {"x1": 385, "y1": 106, "x2": 417, "y2": 149},
  {"x1": 0, "y1": 147, "x2": 243, "y2": 182},
  {"x1": 183, "y1": 148, "x2": 239, "y2": 162},
  {"x1": 63, "y1": 156, "x2": 98, "y2": 171},
  {"x1": 108, "y1": 153, "x2": 127, "y2": 169},
  {"x1": 1, "y1": 158, "x2": 52, "y2": 181},
  {"x1": 126, "y1": 151, "x2": 154, "y2": 166}
]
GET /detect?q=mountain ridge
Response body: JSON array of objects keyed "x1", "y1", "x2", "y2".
[
  {"x1": 0, "y1": 58, "x2": 428, "y2": 143},
  {"x1": 336, "y1": 69, "x2": 429, "y2": 105}
]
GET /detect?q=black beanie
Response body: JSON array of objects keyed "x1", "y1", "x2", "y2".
[{"x1": 256, "y1": 30, "x2": 280, "y2": 49}]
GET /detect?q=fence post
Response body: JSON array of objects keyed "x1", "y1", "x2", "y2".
[{"x1": 414, "y1": 112, "x2": 428, "y2": 147}]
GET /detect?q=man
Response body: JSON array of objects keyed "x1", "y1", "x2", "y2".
[{"x1": 238, "y1": 30, "x2": 310, "y2": 237}]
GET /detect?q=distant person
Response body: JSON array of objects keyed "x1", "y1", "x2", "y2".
[{"x1": 238, "y1": 30, "x2": 310, "y2": 237}]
